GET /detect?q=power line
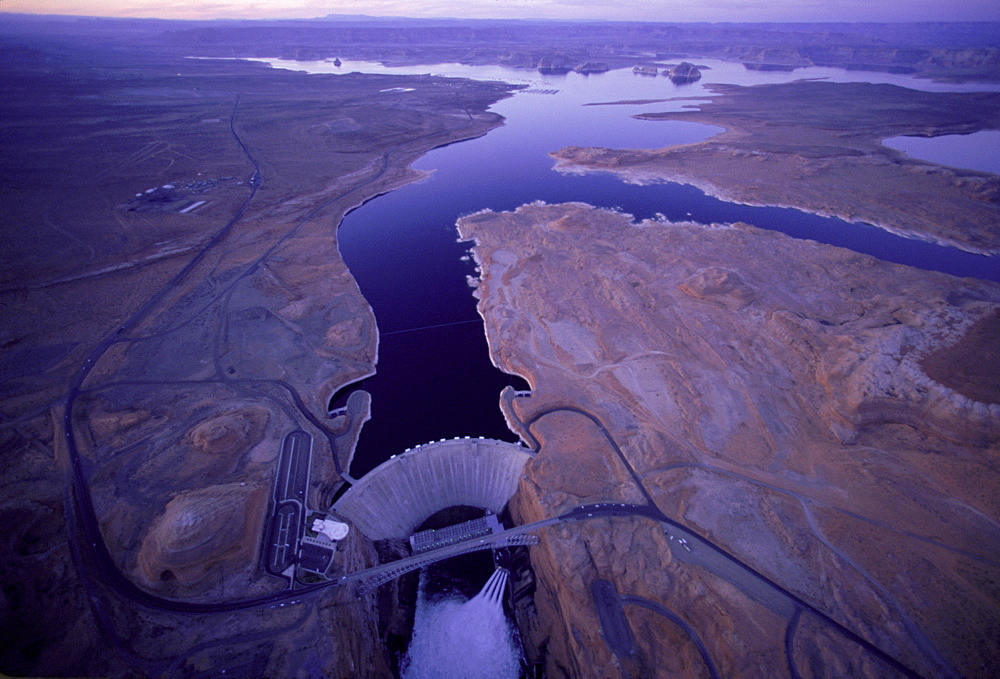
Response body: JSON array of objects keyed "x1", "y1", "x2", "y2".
[{"x1": 380, "y1": 318, "x2": 482, "y2": 337}]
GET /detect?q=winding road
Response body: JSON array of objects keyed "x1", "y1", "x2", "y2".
[{"x1": 61, "y1": 92, "x2": 407, "y2": 614}]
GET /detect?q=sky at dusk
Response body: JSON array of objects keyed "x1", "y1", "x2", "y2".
[{"x1": 3, "y1": 0, "x2": 1000, "y2": 23}]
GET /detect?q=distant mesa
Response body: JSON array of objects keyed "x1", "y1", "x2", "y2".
[
  {"x1": 574, "y1": 62, "x2": 609, "y2": 74},
  {"x1": 498, "y1": 52, "x2": 536, "y2": 68},
  {"x1": 742, "y1": 62, "x2": 797, "y2": 72},
  {"x1": 667, "y1": 61, "x2": 702, "y2": 83},
  {"x1": 632, "y1": 65, "x2": 659, "y2": 76},
  {"x1": 138, "y1": 482, "x2": 268, "y2": 588}
]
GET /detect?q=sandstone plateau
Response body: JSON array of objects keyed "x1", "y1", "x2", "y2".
[{"x1": 458, "y1": 202, "x2": 1000, "y2": 678}]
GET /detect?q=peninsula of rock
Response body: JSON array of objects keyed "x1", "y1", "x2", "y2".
[
  {"x1": 552, "y1": 81, "x2": 1000, "y2": 253},
  {"x1": 458, "y1": 201, "x2": 1000, "y2": 678}
]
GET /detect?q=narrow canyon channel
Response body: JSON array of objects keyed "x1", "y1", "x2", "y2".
[{"x1": 263, "y1": 57, "x2": 998, "y2": 673}]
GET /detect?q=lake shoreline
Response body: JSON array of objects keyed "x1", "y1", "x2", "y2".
[{"x1": 550, "y1": 80, "x2": 1000, "y2": 255}]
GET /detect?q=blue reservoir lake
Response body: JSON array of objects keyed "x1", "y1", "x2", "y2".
[
  {"x1": 260, "y1": 58, "x2": 1000, "y2": 476},
  {"x1": 883, "y1": 130, "x2": 1000, "y2": 175}
]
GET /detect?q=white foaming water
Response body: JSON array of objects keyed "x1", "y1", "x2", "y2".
[{"x1": 402, "y1": 568, "x2": 520, "y2": 679}]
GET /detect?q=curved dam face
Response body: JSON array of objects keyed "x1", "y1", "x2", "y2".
[{"x1": 333, "y1": 438, "x2": 534, "y2": 540}]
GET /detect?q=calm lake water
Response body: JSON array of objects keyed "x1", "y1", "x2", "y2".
[
  {"x1": 257, "y1": 58, "x2": 999, "y2": 475},
  {"x1": 883, "y1": 130, "x2": 1000, "y2": 174}
]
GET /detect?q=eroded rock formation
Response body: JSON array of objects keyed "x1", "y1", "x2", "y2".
[
  {"x1": 667, "y1": 61, "x2": 702, "y2": 82},
  {"x1": 186, "y1": 407, "x2": 269, "y2": 457},
  {"x1": 137, "y1": 482, "x2": 268, "y2": 588},
  {"x1": 458, "y1": 201, "x2": 1000, "y2": 678}
]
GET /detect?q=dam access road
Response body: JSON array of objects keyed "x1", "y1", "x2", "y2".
[{"x1": 65, "y1": 384, "x2": 926, "y2": 679}]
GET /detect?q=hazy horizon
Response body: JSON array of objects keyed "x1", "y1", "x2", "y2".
[{"x1": 3, "y1": 0, "x2": 999, "y2": 23}]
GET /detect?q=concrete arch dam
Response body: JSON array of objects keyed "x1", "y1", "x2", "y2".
[{"x1": 333, "y1": 438, "x2": 534, "y2": 540}]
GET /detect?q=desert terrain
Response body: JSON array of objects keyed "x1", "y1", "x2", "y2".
[
  {"x1": 0, "y1": 35, "x2": 515, "y2": 676},
  {"x1": 2, "y1": 12, "x2": 999, "y2": 678},
  {"x1": 459, "y1": 202, "x2": 999, "y2": 678}
]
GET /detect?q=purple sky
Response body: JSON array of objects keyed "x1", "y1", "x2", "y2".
[{"x1": 4, "y1": 0, "x2": 999, "y2": 22}]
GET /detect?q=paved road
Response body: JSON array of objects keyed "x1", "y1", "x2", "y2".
[
  {"x1": 506, "y1": 397, "x2": 925, "y2": 679},
  {"x1": 59, "y1": 92, "x2": 403, "y2": 614},
  {"x1": 277, "y1": 430, "x2": 311, "y2": 504}
]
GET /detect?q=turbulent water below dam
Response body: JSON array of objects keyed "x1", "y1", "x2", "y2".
[{"x1": 402, "y1": 569, "x2": 520, "y2": 679}]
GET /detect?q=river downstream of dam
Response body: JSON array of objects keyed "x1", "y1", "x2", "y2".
[{"x1": 252, "y1": 57, "x2": 1000, "y2": 479}]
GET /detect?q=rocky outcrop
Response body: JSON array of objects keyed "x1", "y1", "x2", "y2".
[
  {"x1": 458, "y1": 202, "x2": 1000, "y2": 678},
  {"x1": 920, "y1": 308, "x2": 1000, "y2": 406},
  {"x1": 537, "y1": 54, "x2": 573, "y2": 74},
  {"x1": 667, "y1": 61, "x2": 702, "y2": 82},
  {"x1": 678, "y1": 266, "x2": 755, "y2": 309},
  {"x1": 186, "y1": 407, "x2": 269, "y2": 457},
  {"x1": 137, "y1": 483, "x2": 268, "y2": 588},
  {"x1": 499, "y1": 52, "x2": 537, "y2": 68}
]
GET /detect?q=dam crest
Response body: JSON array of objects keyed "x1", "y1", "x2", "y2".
[{"x1": 333, "y1": 437, "x2": 534, "y2": 540}]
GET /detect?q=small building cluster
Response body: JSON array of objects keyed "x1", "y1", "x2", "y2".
[
  {"x1": 409, "y1": 513, "x2": 503, "y2": 554},
  {"x1": 298, "y1": 513, "x2": 351, "y2": 576},
  {"x1": 121, "y1": 176, "x2": 236, "y2": 214}
]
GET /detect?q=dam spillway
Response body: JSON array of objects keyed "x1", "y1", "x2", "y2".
[{"x1": 333, "y1": 438, "x2": 534, "y2": 540}]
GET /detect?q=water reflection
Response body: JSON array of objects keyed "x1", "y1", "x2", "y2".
[
  {"x1": 883, "y1": 130, "x2": 1000, "y2": 175},
  {"x1": 268, "y1": 56, "x2": 997, "y2": 475}
]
